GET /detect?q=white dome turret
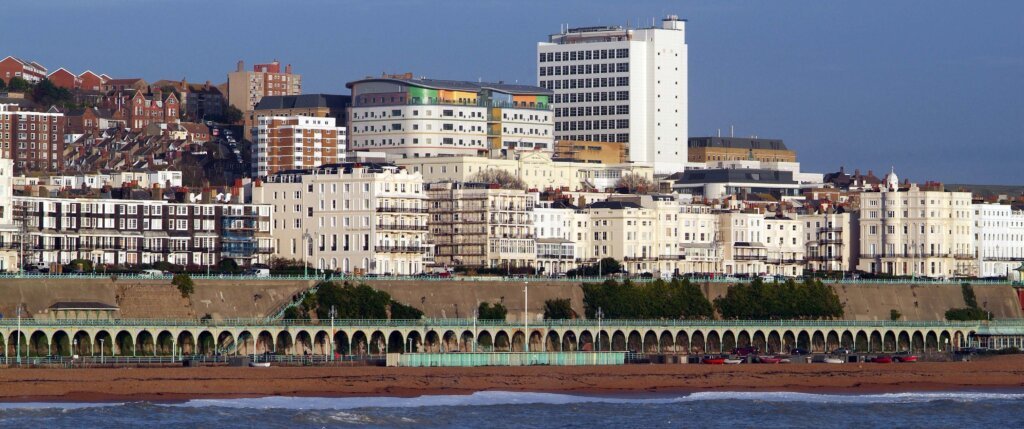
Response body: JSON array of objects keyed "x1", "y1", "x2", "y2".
[{"x1": 883, "y1": 167, "x2": 899, "y2": 192}]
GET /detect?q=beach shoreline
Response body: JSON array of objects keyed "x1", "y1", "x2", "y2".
[{"x1": 1, "y1": 355, "x2": 1022, "y2": 403}]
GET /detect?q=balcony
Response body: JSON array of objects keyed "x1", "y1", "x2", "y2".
[
  {"x1": 818, "y1": 227, "x2": 843, "y2": 233},
  {"x1": 819, "y1": 239, "x2": 843, "y2": 244},
  {"x1": 767, "y1": 259, "x2": 803, "y2": 264},
  {"x1": 734, "y1": 255, "x2": 768, "y2": 261},
  {"x1": 374, "y1": 245, "x2": 431, "y2": 254},
  {"x1": 807, "y1": 255, "x2": 842, "y2": 261},
  {"x1": 376, "y1": 224, "x2": 429, "y2": 231},
  {"x1": 375, "y1": 207, "x2": 428, "y2": 214},
  {"x1": 537, "y1": 254, "x2": 575, "y2": 260}
]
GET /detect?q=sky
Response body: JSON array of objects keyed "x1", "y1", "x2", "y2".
[{"x1": 2, "y1": 0, "x2": 1022, "y2": 184}]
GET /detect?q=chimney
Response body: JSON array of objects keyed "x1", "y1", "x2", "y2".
[
  {"x1": 285, "y1": 64, "x2": 292, "y2": 74},
  {"x1": 236, "y1": 60, "x2": 244, "y2": 72}
]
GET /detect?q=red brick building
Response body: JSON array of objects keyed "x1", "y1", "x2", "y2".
[
  {"x1": 126, "y1": 88, "x2": 179, "y2": 130},
  {"x1": 78, "y1": 71, "x2": 105, "y2": 92},
  {"x1": 0, "y1": 103, "x2": 65, "y2": 173},
  {"x1": 0, "y1": 56, "x2": 48, "y2": 83},
  {"x1": 47, "y1": 68, "x2": 79, "y2": 89}
]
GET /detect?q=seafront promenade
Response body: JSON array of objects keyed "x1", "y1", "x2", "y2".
[{"x1": 2, "y1": 317, "x2": 1016, "y2": 360}]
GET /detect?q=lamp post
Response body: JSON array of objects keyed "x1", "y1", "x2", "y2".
[
  {"x1": 16, "y1": 305, "x2": 22, "y2": 365},
  {"x1": 596, "y1": 307, "x2": 604, "y2": 352},
  {"x1": 329, "y1": 305, "x2": 337, "y2": 362},
  {"x1": 100, "y1": 339, "x2": 105, "y2": 364},
  {"x1": 73, "y1": 338, "x2": 78, "y2": 359},
  {"x1": 302, "y1": 230, "x2": 312, "y2": 278},
  {"x1": 523, "y1": 281, "x2": 529, "y2": 354}
]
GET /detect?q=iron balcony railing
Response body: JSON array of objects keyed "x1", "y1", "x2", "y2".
[
  {"x1": 375, "y1": 207, "x2": 429, "y2": 214},
  {"x1": 373, "y1": 245, "x2": 431, "y2": 253},
  {"x1": 375, "y1": 224, "x2": 429, "y2": 231}
]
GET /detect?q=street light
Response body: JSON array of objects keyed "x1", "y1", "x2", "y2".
[
  {"x1": 329, "y1": 305, "x2": 337, "y2": 362},
  {"x1": 15, "y1": 305, "x2": 22, "y2": 365},
  {"x1": 523, "y1": 281, "x2": 529, "y2": 354},
  {"x1": 596, "y1": 307, "x2": 604, "y2": 352},
  {"x1": 100, "y1": 339, "x2": 105, "y2": 364}
]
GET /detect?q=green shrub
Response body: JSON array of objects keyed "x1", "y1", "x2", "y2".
[
  {"x1": 713, "y1": 278, "x2": 844, "y2": 320},
  {"x1": 543, "y1": 298, "x2": 576, "y2": 319},
  {"x1": 478, "y1": 302, "x2": 508, "y2": 320},
  {"x1": 581, "y1": 278, "x2": 713, "y2": 319},
  {"x1": 172, "y1": 273, "x2": 194, "y2": 297}
]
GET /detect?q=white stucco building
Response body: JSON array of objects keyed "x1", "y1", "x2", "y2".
[
  {"x1": 972, "y1": 203, "x2": 1024, "y2": 278},
  {"x1": 538, "y1": 15, "x2": 688, "y2": 175}
]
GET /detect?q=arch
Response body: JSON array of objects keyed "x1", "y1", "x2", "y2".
[
  {"x1": 911, "y1": 331, "x2": 924, "y2": 353},
  {"x1": 73, "y1": 330, "x2": 93, "y2": 356},
  {"x1": 545, "y1": 331, "x2": 560, "y2": 352},
  {"x1": 460, "y1": 330, "x2": 475, "y2": 352},
  {"x1": 176, "y1": 331, "x2": 195, "y2": 356},
  {"x1": 737, "y1": 331, "x2": 751, "y2": 349},
  {"x1": 691, "y1": 330, "x2": 705, "y2": 354},
  {"x1": 276, "y1": 331, "x2": 294, "y2": 355},
  {"x1": 797, "y1": 331, "x2": 811, "y2": 352},
  {"x1": 494, "y1": 331, "x2": 510, "y2": 352},
  {"x1": 355, "y1": 330, "x2": 373, "y2": 355},
  {"x1": 116, "y1": 331, "x2": 135, "y2": 356},
  {"x1": 883, "y1": 331, "x2": 897, "y2": 353},
  {"x1": 925, "y1": 331, "x2": 938, "y2": 351},
  {"x1": 869, "y1": 331, "x2": 882, "y2": 352},
  {"x1": 51, "y1": 330, "x2": 72, "y2": 356},
  {"x1": 137, "y1": 331, "x2": 156, "y2": 356},
  {"x1": 296, "y1": 331, "x2": 314, "y2": 355},
  {"x1": 30, "y1": 330, "x2": 50, "y2": 357},
  {"x1": 192, "y1": 331, "x2": 211, "y2": 356},
  {"x1": 611, "y1": 330, "x2": 627, "y2": 351},
  {"x1": 529, "y1": 331, "x2": 543, "y2": 352},
  {"x1": 155, "y1": 331, "x2": 174, "y2": 356},
  {"x1": 706, "y1": 330, "x2": 721, "y2": 354},
  {"x1": 406, "y1": 331, "x2": 422, "y2": 353},
  {"x1": 441, "y1": 330, "x2": 458, "y2": 353},
  {"x1": 562, "y1": 330, "x2": 578, "y2": 352},
  {"x1": 313, "y1": 330, "x2": 330, "y2": 355},
  {"x1": 511, "y1": 331, "x2": 526, "y2": 352},
  {"x1": 939, "y1": 331, "x2": 952, "y2": 351},
  {"x1": 596, "y1": 330, "x2": 610, "y2": 352},
  {"x1": 7, "y1": 331, "x2": 27, "y2": 358},
  {"x1": 752, "y1": 331, "x2": 766, "y2": 353},
  {"x1": 388, "y1": 331, "x2": 405, "y2": 353},
  {"x1": 627, "y1": 330, "x2": 643, "y2": 353},
  {"x1": 257, "y1": 331, "x2": 274, "y2": 354},
  {"x1": 675, "y1": 331, "x2": 690, "y2": 355},
  {"x1": 855, "y1": 331, "x2": 868, "y2": 352},
  {"x1": 659, "y1": 331, "x2": 674, "y2": 354},
  {"x1": 580, "y1": 330, "x2": 595, "y2": 352},
  {"x1": 476, "y1": 330, "x2": 492, "y2": 352},
  {"x1": 216, "y1": 331, "x2": 234, "y2": 355},
  {"x1": 421, "y1": 330, "x2": 438, "y2": 353},
  {"x1": 825, "y1": 331, "x2": 840, "y2": 352},
  {"x1": 811, "y1": 331, "x2": 825, "y2": 353},
  {"x1": 92, "y1": 330, "x2": 113, "y2": 357},
  {"x1": 766, "y1": 331, "x2": 781, "y2": 354},
  {"x1": 897, "y1": 331, "x2": 911, "y2": 352},
  {"x1": 238, "y1": 331, "x2": 255, "y2": 355},
  {"x1": 782, "y1": 331, "x2": 796, "y2": 352},
  {"x1": 642, "y1": 330, "x2": 659, "y2": 354},
  {"x1": 841, "y1": 331, "x2": 854, "y2": 349},
  {"x1": 722, "y1": 331, "x2": 736, "y2": 353}
]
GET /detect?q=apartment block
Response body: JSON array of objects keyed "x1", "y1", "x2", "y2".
[
  {"x1": 227, "y1": 60, "x2": 302, "y2": 112},
  {"x1": 0, "y1": 56, "x2": 47, "y2": 83},
  {"x1": 688, "y1": 137, "x2": 796, "y2": 163},
  {"x1": 553, "y1": 139, "x2": 628, "y2": 164},
  {"x1": 252, "y1": 115, "x2": 346, "y2": 177},
  {"x1": 538, "y1": 16, "x2": 688, "y2": 174},
  {"x1": 0, "y1": 158, "x2": 17, "y2": 272},
  {"x1": 247, "y1": 93, "x2": 351, "y2": 143},
  {"x1": 427, "y1": 182, "x2": 536, "y2": 270},
  {"x1": 252, "y1": 163, "x2": 428, "y2": 275},
  {"x1": 857, "y1": 170, "x2": 975, "y2": 277},
  {"x1": 972, "y1": 203, "x2": 1024, "y2": 278},
  {"x1": 802, "y1": 211, "x2": 857, "y2": 273},
  {"x1": 346, "y1": 75, "x2": 553, "y2": 159},
  {"x1": 0, "y1": 103, "x2": 65, "y2": 173},
  {"x1": 13, "y1": 194, "x2": 273, "y2": 268}
]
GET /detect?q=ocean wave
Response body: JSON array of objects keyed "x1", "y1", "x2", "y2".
[
  {"x1": 167, "y1": 390, "x2": 1024, "y2": 410},
  {"x1": 0, "y1": 402, "x2": 124, "y2": 410}
]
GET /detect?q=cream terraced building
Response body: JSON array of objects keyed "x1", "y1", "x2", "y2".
[
  {"x1": 396, "y1": 151, "x2": 653, "y2": 192},
  {"x1": 972, "y1": 203, "x2": 1024, "y2": 278},
  {"x1": 857, "y1": 170, "x2": 975, "y2": 278},
  {"x1": 0, "y1": 159, "x2": 18, "y2": 271},
  {"x1": 426, "y1": 182, "x2": 536, "y2": 270},
  {"x1": 802, "y1": 211, "x2": 857, "y2": 273},
  {"x1": 252, "y1": 163, "x2": 428, "y2": 275}
]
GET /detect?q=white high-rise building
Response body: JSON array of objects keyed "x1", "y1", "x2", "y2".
[{"x1": 537, "y1": 15, "x2": 688, "y2": 175}]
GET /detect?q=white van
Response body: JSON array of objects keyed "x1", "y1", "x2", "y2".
[
  {"x1": 140, "y1": 269, "x2": 165, "y2": 277},
  {"x1": 245, "y1": 268, "x2": 270, "y2": 277}
]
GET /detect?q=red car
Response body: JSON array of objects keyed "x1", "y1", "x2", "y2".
[
  {"x1": 702, "y1": 357, "x2": 726, "y2": 365},
  {"x1": 894, "y1": 355, "x2": 918, "y2": 363},
  {"x1": 871, "y1": 356, "x2": 893, "y2": 363}
]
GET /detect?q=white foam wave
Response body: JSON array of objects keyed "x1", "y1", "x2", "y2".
[{"x1": 168, "y1": 390, "x2": 1024, "y2": 410}]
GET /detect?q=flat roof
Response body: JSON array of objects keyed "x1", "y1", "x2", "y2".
[{"x1": 347, "y1": 77, "x2": 551, "y2": 96}]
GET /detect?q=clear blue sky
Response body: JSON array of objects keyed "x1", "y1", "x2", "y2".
[{"x1": 3, "y1": 0, "x2": 1021, "y2": 184}]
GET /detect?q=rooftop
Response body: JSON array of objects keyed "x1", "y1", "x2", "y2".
[
  {"x1": 688, "y1": 137, "x2": 789, "y2": 151},
  {"x1": 255, "y1": 93, "x2": 351, "y2": 110},
  {"x1": 347, "y1": 77, "x2": 550, "y2": 96}
]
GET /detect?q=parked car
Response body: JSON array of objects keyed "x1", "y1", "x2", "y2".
[
  {"x1": 789, "y1": 348, "x2": 810, "y2": 355},
  {"x1": 140, "y1": 269, "x2": 165, "y2": 277},
  {"x1": 831, "y1": 348, "x2": 853, "y2": 355},
  {"x1": 244, "y1": 268, "x2": 270, "y2": 277}
]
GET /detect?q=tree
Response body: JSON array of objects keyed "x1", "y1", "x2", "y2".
[
  {"x1": 890, "y1": 309, "x2": 902, "y2": 321},
  {"x1": 713, "y1": 278, "x2": 844, "y2": 320},
  {"x1": 566, "y1": 257, "x2": 622, "y2": 277},
  {"x1": 477, "y1": 302, "x2": 508, "y2": 320},
  {"x1": 543, "y1": 298, "x2": 575, "y2": 319},
  {"x1": 0, "y1": 78, "x2": 6, "y2": 91},
  {"x1": 470, "y1": 169, "x2": 525, "y2": 190},
  {"x1": 32, "y1": 78, "x2": 74, "y2": 108},
  {"x1": 283, "y1": 306, "x2": 308, "y2": 320},
  {"x1": 944, "y1": 283, "x2": 990, "y2": 321},
  {"x1": 172, "y1": 273, "x2": 195, "y2": 298},
  {"x1": 581, "y1": 278, "x2": 713, "y2": 319},
  {"x1": 615, "y1": 173, "x2": 653, "y2": 194},
  {"x1": 216, "y1": 258, "x2": 241, "y2": 274},
  {"x1": 6, "y1": 76, "x2": 30, "y2": 92},
  {"x1": 306, "y1": 281, "x2": 423, "y2": 320},
  {"x1": 222, "y1": 105, "x2": 243, "y2": 124}
]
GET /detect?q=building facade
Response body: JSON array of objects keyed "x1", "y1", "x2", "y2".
[
  {"x1": 227, "y1": 60, "x2": 302, "y2": 112},
  {"x1": 553, "y1": 139, "x2": 628, "y2": 164},
  {"x1": 802, "y1": 211, "x2": 856, "y2": 273},
  {"x1": 252, "y1": 115, "x2": 346, "y2": 177},
  {"x1": 688, "y1": 137, "x2": 796, "y2": 163},
  {"x1": 427, "y1": 182, "x2": 536, "y2": 270},
  {"x1": 0, "y1": 103, "x2": 65, "y2": 173},
  {"x1": 253, "y1": 163, "x2": 428, "y2": 275},
  {"x1": 538, "y1": 16, "x2": 688, "y2": 175},
  {"x1": 857, "y1": 171, "x2": 975, "y2": 277},
  {"x1": 13, "y1": 195, "x2": 272, "y2": 269},
  {"x1": 0, "y1": 158, "x2": 17, "y2": 272},
  {"x1": 972, "y1": 203, "x2": 1024, "y2": 278},
  {"x1": 346, "y1": 75, "x2": 553, "y2": 159},
  {"x1": 0, "y1": 56, "x2": 47, "y2": 83}
]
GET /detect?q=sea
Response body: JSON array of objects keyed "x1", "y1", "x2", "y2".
[{"x1": 1, "y1": 390, "x2": 1021, "y2": 428}]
